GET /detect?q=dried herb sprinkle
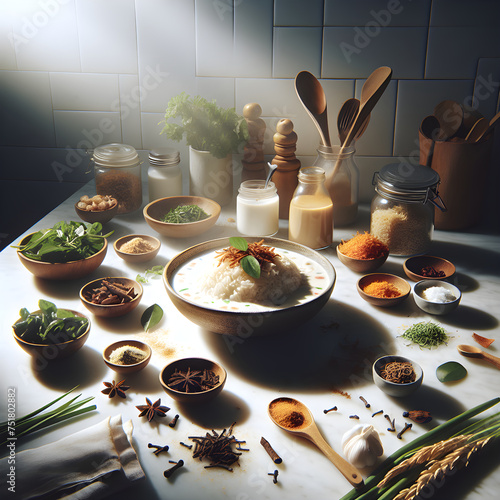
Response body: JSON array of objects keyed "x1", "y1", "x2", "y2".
[
  {"x1": 162, "y1": 204, "x2": 210, "y2": 223},
  {"x1": 401, "y1": 321, "x2": 448, "y2": 348}
]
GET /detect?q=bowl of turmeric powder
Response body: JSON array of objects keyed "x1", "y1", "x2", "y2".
[
  {"x1": 337, "y1": 232, "x2": 389, "y2": 273},
  {"x1": 357, "y1": 273, "x2": 411, "y2": 307},
  {"x1": 114, "y1": 234, "x2": 161, "y2": 263}
]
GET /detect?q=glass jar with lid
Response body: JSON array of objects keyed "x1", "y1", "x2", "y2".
[
  {"x1": 313, "y1": 144, "x2": 359, "y2": 226},
  {"x1": 148, "y1": 147, "x2": 182, "y2": 202},
  {"x1": 93, "y1": 143, "x2": 142, "y2": 214},
  {"x1": 370, "y1": 163, "x2": 446, "y2": 256},
  {"x1": 289, "y1": 166, "x2": 333, "y2": 250},
  {"x1": 237, "y1": 180, "x2": 279, "y2": 236}
]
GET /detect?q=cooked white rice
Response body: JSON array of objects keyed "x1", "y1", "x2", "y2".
[{"x1": 199, "y1": 255, "x2": 303, "y2": 304}]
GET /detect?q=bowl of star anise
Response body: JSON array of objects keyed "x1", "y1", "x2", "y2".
[{"x1": 159, "y1": 357, "x2": 227, "y2": 404}]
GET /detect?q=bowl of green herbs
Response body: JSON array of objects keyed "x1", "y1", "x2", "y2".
[
  {"x1": 12, "y1": 299, "x2": 90, "y2": 360},
  {"x1": 143, "y1": 196, "x2": 221, "y2": 238},
  {"x1": 15, "y1": 221, "x2": 111, "y2": 280}
]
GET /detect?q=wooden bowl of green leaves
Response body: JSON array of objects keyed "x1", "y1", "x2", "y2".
[
  {"x1": 15, "y1": 221, "x2": 110, "y2": 280},
  {"x1": 12, "y1": 299, "x2": 90, "y2": 361},
  {"x1": 143, "y1": 196, "x2": 221, "y2": 238}
]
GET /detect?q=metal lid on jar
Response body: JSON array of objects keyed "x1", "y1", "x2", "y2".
[
  {"x1": 149, "y1": 147, "x2": 180, "y2": 166},
  {"x1": 93, "y1": 143, "x2": 139, "y2": 168},
  {"x1": 377, "y1": 163, "x2": 440, "y2": 190}
]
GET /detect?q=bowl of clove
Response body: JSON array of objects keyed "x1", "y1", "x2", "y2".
[
  {"x1": 159, "y1": 357, "x2": 227, "y2": 404},
  {"x1": 79, "y1": 277, "x2": 143, "y2": 318}
]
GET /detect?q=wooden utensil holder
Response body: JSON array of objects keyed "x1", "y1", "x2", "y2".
[{"x1": 419, "y1": 131, "x2": 493, "y2": 230}]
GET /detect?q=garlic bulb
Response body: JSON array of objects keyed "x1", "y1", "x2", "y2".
[{"x1": 341, "y1": 424, "x2": 384, "y2": 468}]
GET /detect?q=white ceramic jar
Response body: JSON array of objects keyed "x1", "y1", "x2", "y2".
[
  {"x1": 148, "y1": 147, "x2": 182, "y2": 202},
  {"x1": 237, "y1": 180, "x2": 279, "y2": 236}
]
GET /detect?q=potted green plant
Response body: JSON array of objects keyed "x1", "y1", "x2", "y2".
[{"x1": 161, "y1": 92, "x2": 248, "y2": 206}]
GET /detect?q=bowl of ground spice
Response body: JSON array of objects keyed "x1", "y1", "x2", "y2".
[
  {"x1": 159, "y1": 357, "x2": 227, "y2": 403},
  {"x1": 357, "y1": 273, "x2": 411, "y2": 307},
  {"x1": 114, "y1": 234, "x2": 161, "y2": 263},
  {"x1": 79, "y1": 277, "x2": 143, "y2": 317},
  {"x1": 337, "y1": 232, "x2": 389, "y2": 273},
  {"x1": 372, "y1": 355, "x2": 423, "y2": 397},
  {"x1": 403, "y1": 255, "x2": 455, "y2": 282},
  {"x1": 143, "y1": 196, "x2": 221, "y2": 238},
  {"x1": 103, "y1": 340, "x2": 152, "y2": 373}
]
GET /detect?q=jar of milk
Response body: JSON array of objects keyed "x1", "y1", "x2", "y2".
[
  {"x1": 148, "y1": 147, "x2": 182, "y2": 202},
  {"x1": 237, "y1": 180, "x2": 279, "y2": 236},
  {"x1": 289, "y1": 166, "x2": 333, "y2": 250}
]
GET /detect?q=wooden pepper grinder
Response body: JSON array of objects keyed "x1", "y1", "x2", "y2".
[
  {"x1": 241, "y1": 102, "x2": 267, "y2": 181},
  {"x1": 271, "y1": 118, "x2": 301, "y2": 219}
]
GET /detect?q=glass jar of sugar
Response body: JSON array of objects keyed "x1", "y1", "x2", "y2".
[
  {"x1": 237, "y1": 180, "x2": 279, "y2": 236},
  {"x1": 93, "y1": 143, "x2": 142, "y2": 214},
  {"x1": 370, "y1": 163, "x2": 446, "y2": 256},
  {"x1": 148, "y1": 147, "x2": 182, "y2": 202}
]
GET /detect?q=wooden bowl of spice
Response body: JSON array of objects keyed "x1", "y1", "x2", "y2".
[
  {"x1": 114, "y1": 234, "x2": 161, "y2": 263},
  {"x1": 372, "y1": 355, "x2": 423, "y2": 397},
  {"x1": 357, "y1": 273, "x2": 411, "y2": 307},
  {"x1": 337, "y1": 232, "x2": 389, "y2": 273},
  {"x1": 74, "y1": 194, "x2": 118, "y2": 224},
  {"x1": 79, "y1": 277, "x2": 143, "y2": 317},
  {"x1": 159, "y1": 357, "x2": 227, "y2": 404},
  {"x1": 403, "y1": 255, "x2": 455, "y2": 282},
  {"x1": 143, "y1": 196, "x2": 221, "y2": 238},
  {"x1": 103, "y1": 340, "x2": 152, "y2": 373}
]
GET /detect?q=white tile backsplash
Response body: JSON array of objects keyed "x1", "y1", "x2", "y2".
[{"x1": 118, "y1": 74, "x2": 143, "y2": 149}]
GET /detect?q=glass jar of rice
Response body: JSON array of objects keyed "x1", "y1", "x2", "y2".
[{"x1": 370, "y1": 163, "x2": 445, "y2": 256}]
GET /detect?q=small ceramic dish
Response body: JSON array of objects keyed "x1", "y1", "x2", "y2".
[
  {"x1": 357, "y1": 273, "x2": 411, "y2": 307},
  {"x1": 143, "y1": 196, "x2": 221, "y2": 238},
  {"x1": 79, "y1": 277, "x2": 143, "y2": 318},
  {"x1": 74, "y1": 197, "x2": 118, "y2": 224},
  {"x1": 113, "y1": 234, "x2": 161, "y2": 263},
  {"x1": 403, "y1": 255, "x2": 455, "y2": 282},
  {"x1": 159, "y1": 357, "x2": 227, "y2": 404},
  {"x1": 413, "y1": 280, "x2": 461, "y2": 315},
  {"x1": 336, "y1": 244, "x2": 388, "y2": 273},
  {"x1": 373, "y1": 355, "x2": 423, "y2": 397},
  {"x1": 103, "y1": 340, "x2": 152, "y2": 374},
  {"x1": 17, "y1": 232, "x2": 108, "y2": 280},
  {"x1": 12, "y1": 310, "x2": 90, "y2": 361}
]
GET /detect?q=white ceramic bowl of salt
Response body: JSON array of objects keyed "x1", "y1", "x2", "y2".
[{"x1": 413, "y1": 280, "x2": 461, "y2": 315}]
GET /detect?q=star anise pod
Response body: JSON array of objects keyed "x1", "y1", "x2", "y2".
[
  {"x1": 101, "y1": 379, "x2": 130, "y2": 399},
  {"x1": 168, "y1": 368, "x2": 203, "y2": 393},
  {"x1": 136, "y1": 397, "x2": 170, "y2": 422}
]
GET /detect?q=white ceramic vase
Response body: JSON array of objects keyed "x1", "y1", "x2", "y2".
[{"x1": 189, "y1": 147, "x2": 233, "y2": 206}]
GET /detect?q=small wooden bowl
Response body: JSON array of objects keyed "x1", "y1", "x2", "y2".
[
  {"x1": 373, "y1": 355, "x2": 423, "y2": 397},
  {"x1": 143, "y1": 196, "x2": 221, "y2": 238},
  {"x1": 17, "y1": 233, "x2": 107, "y2": 280},
  {"x1": 357, "y1": 273, "x2": 411, "y2": 307},
  {"x1": 403, "y1": 255, "x2": 455, "y2": 282},
  {"x1": 79, "y1": 277, "x2": 143, "y2": 317},
  {"x1": 336, "y1": 244, "x2": 388, "y2": 273},
  {"x1": 13, "y1": 310, "x2": 90, "y2": 361},
  {"x1": 74, "y1": 198, "x2": 118, "y2": 223},
  {"x1": 114, "y1": 234, "x2": 161, "y2": 263},
  {"x1": 159, "y1": 357, "x2": 227, "y2": 404},
  {"x1": 103, "y1": 340, "x2": 152, "y2": 374}
]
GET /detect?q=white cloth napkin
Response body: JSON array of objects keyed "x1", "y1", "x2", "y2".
[{"x1": 0, "y1": 415, "x2": 145, "y2": 499}]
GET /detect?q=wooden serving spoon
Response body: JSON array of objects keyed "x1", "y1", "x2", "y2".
[
  {"x1": 475, "y1": 110, "x2": 500, "y2": 142},
  {"x1": 457, "y1": 344, "x2": 500, "y2": 369},
  {"x1": 420, "y1": 115, "x2": 442, "y2": 167},
  {"x1": 268, "y1": 397, "x2": 364, "y2": 488},
  {"x1": 295, "y1": 71, "x2": 332, "y2": 147},
  {"x1": 433, "y1": 100, "x2": 463, "y2": 140},
  {"x1": 337, "y1": 98, "x2": 371, "y2": 146},
  {"x1": 465, "y1": 117, "x2": 489, "y2": 142}
]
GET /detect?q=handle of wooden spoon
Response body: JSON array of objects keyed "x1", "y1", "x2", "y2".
[
  {"x1": 306, "y1": 430, "x2": 364, "y2": 488},
  {"x1": 481, "y1": 351, "x2": 500, "y2": 370}
]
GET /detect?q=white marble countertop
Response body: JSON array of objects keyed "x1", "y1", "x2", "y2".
[{"x1": 1, "y1": 183, "x2": 499, "y2": 500}]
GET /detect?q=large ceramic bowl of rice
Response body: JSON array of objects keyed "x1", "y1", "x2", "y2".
[{"x1": 163, "y1": 237, "x2": 336, "y2": 336}]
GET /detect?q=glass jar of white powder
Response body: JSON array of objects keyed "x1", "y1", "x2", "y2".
[
  {"x1": 370, "y1": 163, "x2": 446, "y2": 256},
  {"x1": 148, "y1": 147, "x2": 182, "y2": 202}
]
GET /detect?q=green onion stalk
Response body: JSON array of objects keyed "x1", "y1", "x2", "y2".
[{"x1": 340, "y1": 397, "x2": 500, "y2": 500}]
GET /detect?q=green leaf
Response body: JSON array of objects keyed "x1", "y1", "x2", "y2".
[
  {"x1": 39, "y1": 299, "x2": 57, "y2": 317},
  {"x1": 240, "y1": 255, "x2": 261, "y2": 279},
  {"x1": 141, "y1": 304, "x2": 164, "y2": 332},
  {"x1": 436, "y1": 361, "x2": 467, "y2": 382},
  {"x1": 229, "y1": 237, "x2": 248, "y2": 251}
]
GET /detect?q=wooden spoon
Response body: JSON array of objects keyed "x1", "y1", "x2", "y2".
[
  {"x1": 457, "y1": 344, "x2": 500, "y2": 369},
  {"x1": 465, "y1": 117, "x2": 489, "y2": 142},
  {"x1": 337, "y1": 98, "x2": 371, "y2": 146},
  {"x1": 295, "y1": 71, "x2": 331, "y2": 147},
  {"x1": 433, "y1": 100, "x2": 463, "y2": 140},
  {"x1": 420, "y1": 115, "x2": 442, "y2": 167},
  {"x1": 268, "y1": 397, "x2": 364, "y2": 488},
  {"x1": 475, "y1": 110, "x2": 500, "y2": 142}
]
